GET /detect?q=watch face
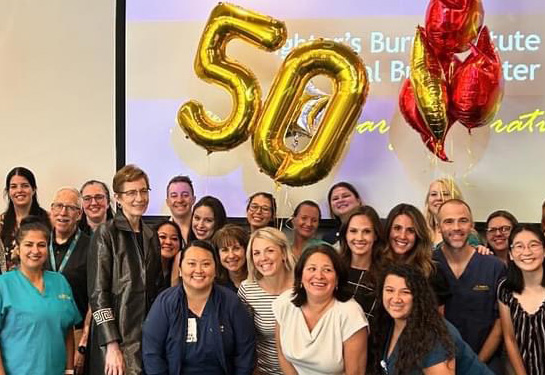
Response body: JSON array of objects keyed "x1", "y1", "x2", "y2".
[{"x1": 77, "y1": 346, "x2": 86, "y2": 354}]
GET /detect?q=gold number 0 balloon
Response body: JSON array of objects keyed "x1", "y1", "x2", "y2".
[
  {"x1": 177, "y1": 3, "x2": 287, "y2": 152},
  {"x1": 253, "y1": 40, "x2": 368, "y2": 186}
]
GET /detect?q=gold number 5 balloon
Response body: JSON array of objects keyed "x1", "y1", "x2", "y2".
[
  {"x1": 253, "y1": 40, "x2": 368, "y2": 186},
  {"x1": 179, "y1": 3, "x2": 368, "y2": 186},
  {"x1": 178, "y1": 3, "x2": 287, "y2": 152}
]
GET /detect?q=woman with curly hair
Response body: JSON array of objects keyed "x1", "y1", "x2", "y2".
[
  {"x1": 381, "y1": 203, "x2": 450, "y2": 307},
  {"x1": 339, "y1": 206, "x2": 385, "y2": 321},
  {"x1": 370, "y1": 264, "x2": 493, "y2": 375}
]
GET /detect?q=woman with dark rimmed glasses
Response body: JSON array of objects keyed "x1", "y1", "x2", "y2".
[{"x1": 485, "y1": 210, "x2": 518, "y2": 264}]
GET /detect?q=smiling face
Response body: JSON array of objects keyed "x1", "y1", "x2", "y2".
[
  {"x1": 486, "y1": 216, "x2": 513, "y2": 253},
  {"x1": 329, "y1": 186, "x2": 361, "y2": 218},
  {"x1": 293, "y1": 204, "x2": 320, "y2": 240},
  {"x1": 219, "y1": 239, "x2": 246, "y2": 273},
  {"x1": 510, "y1": 230, "x2": 545, "y2": 273},
  {"x1": 389, "y1": 214, "x2": 416, "y2": 256},
  {"x1": 180, "y1": 246, "x2": 216, "y2": 293},
  {"x1": 115, "y1": 178, "x2": 149, "y2": 221},
  {"x1": 251, "y1": 237, "x2": 285, "y2": 278},
  {"x1": 51, "y1": 189, "x2": 82, "y2": 238},
  {"x1": 81, "y1": 183, "x2": 108, "y2": 224},
  {"x1": 18, "y1": 229, "x2": 48, "y2": 272},
  {"x1": 302, "y1": 252, "x2": 337, "y2": 302},
  {"x1": 427, "y1": 181, "x2": 452, "y2": 216},
  {"x1": 158, "y1": 224, "x2": 181, "y2": 259},
  {"x1": 438, "y1": 202, "x2": 473, "y2": 251},
  {"x1": 166, "y1": 182, "x2": 195, "y2": 220},
  {"x1": 8, "y1": 175, "x2": 35, "y2": 208},
  {"x1": 346, "y1": 214, "x2": 375, "y2": 259},
  {"x1": 383, "y1": 274, "x2": 413, "y2": 321},
  {"x1": 192, "y1": 205, "x2": 215, "y2": 240},
  {"x1": 247, "y1": 195, "x2": 273, "y2": 231}
]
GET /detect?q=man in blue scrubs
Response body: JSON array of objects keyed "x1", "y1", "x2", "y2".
[{"x1": 433, "y1": 199, "x2": 506, "y2": 374}]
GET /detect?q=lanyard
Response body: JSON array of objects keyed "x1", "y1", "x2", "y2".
[{"x1": 49, "y1": 229, "x2": 81, "y2": 273}]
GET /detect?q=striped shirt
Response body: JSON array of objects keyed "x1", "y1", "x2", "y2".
[
  {"x1": 238, "y1": 280, "x2": 282, "y2": 375},
  {"x1": 498, "y1": 278, "x2": 545, "y2": 375}
]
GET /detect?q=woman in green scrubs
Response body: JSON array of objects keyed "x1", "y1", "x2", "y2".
[{"x1": 0, "y1": 216, "x2": 81, "y2": 375}]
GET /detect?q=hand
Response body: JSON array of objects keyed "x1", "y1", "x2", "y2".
[
  {"x1": 474, "y1": 245, "x2": 492, "y2": 255},
  {"x1": 73, "y1": 351, "x2": 85, "y2": 375},
  {"x1": 105, "y1": 342, "x2": 125, "y2": 375}
]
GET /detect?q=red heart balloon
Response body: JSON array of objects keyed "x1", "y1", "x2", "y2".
[
  {"x1": 425, "y1": 0, "x2": 484, "y2": 54},
  {"x1": 399, "y1": 79, "x2": 451, "y2": 161},
  {"x1": 450, "y1": 26, "x2": 503, "y2": 130}
]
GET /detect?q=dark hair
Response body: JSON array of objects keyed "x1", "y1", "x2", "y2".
[
  {"x1": 339, "y1": 206, "x2": 385, "y2": 285},
  {"x1": 505, "y1": 224, "x2": 545, "y2": 293},
  {"x1": 291, "y1": 243, "x2": 352, "y2": 307},
  {"x1": 15, "y1": 215, "x2": 51, "y2": 245},
  {"x1": 212, "y1": 224, "x2": 249, "y2": 284},
  {"x1": 156, "y1": 220, "x2": 183, "y2": 243},
  {"x1": 486, "y1": 210, "x2": 518, "y2": 229},
  {"x1": 79, "y1": 180, "x2": 114, "y2": 234},
  {"x1": 292, "y1": 200, "x2": 321, "y2": 220},
  {"x1": 2, "y1": 167, "x2": 50, "y2": 250},
  {"x1": 327, "y1": 181, "x2": 361, "y2": 221},
  {"x1": 381, "y1": 203, "x2": 435, "y2": 278},
  {"x1": 370, "y1": 264, "x2": 454, "y2": 375},
  {"x1": 180, "y1": 240, "x2": 220, "y2": 277},
  {"x1": 189, "y1": 196, "x2": 227, "y2": 241},
  {"x1": 166, "y1": 175, "x2": 194, "y2": 196},
  {"x1": 246, "y1": 192, "x2": 277, "y2": 227}
]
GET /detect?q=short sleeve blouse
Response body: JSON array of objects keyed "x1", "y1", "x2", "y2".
[{"x1": 273, "y1": 291, "x2": 368, "y2": 375}]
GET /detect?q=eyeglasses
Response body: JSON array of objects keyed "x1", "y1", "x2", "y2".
[
  {"x1": 118, "y1": 188, "x2": 151, "y2": 199},
  {"x1": 486, "y1": 226, "x2": 512, "y2": 235},
  {"x1": 249, "y1": 203, "x2": 271, "y2": 213},
  {"x1": 51, "y1": 203, "x2": 81, "y2": 213},
  {"x1": 511, "y1": 241, "x2": 543, "y2": 253},
  {"x1": 82, "y1": 194, "x2": 106, "y2": 204}
]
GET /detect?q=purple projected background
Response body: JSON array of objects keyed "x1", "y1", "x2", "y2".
[{"x1": 125, "y1": 0, "x2": 545, "y2": 221}]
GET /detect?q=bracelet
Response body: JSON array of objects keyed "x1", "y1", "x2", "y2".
[{"x1": 65, "y1": 370, "x2": 74, "y2": 375}]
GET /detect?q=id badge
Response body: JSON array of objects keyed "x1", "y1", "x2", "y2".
[{"x1": 186, "y1": 317, "x2": 198, "y2": 343}]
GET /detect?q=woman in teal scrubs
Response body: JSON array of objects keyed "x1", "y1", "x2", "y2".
[{"x1": 0, "y1": 216, "x2": 81, "y2": 375}]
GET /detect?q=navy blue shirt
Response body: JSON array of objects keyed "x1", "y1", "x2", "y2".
[
  {"x1": 433, "y1": 249, "x2": 505, "y2": 353},
  {"x1": 183, "y1": 306, "x2": 224, "y2": 375}
]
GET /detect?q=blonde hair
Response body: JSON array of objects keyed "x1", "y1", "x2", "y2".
[
  {"x1": 424, "y1": 177, "x2": 463, "y2": 234},
  {"x1": 246, "y1": 227, "x2": 295, "y2": 282}
]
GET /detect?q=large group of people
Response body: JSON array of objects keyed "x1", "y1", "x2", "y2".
[{"x1": 0, "y1": 165, "x2": 543, "y2": 375}]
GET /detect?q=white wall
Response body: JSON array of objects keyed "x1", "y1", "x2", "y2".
[{"x1": 0, "y1": 0, "x2": 116, "y2": 208}]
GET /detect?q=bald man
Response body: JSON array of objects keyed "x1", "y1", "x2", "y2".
[{"x1": 433, "y1": 199, "x2": 506, "y2": 375}]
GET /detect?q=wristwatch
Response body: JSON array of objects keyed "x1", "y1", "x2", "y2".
[{"x1": 77, "y1": 345, "x2": 86, "y2": 355}]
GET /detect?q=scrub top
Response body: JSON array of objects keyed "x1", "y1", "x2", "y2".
[
  {"x1": 0, "y1": 270, "x2": 81, "y2": 375},
  {"x1": 182, "y1": 303, "x2": 224, "y2": 375}
]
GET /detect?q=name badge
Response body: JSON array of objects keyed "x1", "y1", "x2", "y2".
[
  {"x1": 186, "y1": 318, "x2": 197, "y2": 343},
  {"x1": 472, "y1": 284, "x2": 490, "y2": 292}
]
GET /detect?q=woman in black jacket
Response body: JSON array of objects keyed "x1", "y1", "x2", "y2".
[{"x1": 87, "y1": 165, "x2": 163, "y2": 375}]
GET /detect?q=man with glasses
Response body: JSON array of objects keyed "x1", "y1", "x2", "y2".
[
  {"x1": 165, "y1": 175, "x2": 195, "y2": 248},
  {"x1": 47, "y1": 186, "x2": 91, "y2": 374},
  {"x1": 433, "y1": 199, "x2": 506, "y2": 375}
]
